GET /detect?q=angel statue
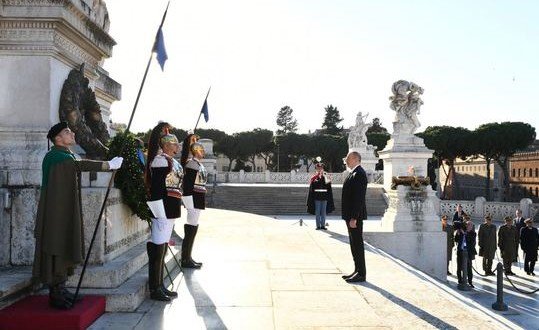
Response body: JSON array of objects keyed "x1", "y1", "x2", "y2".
[
  {"x1": 389, "y1": 80, "x2": 423, "y2": 134},
  {"x1": 348, "y1": 112, "x2": 371, "y2": 149}
]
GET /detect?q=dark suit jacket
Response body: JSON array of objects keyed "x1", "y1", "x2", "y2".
[{"x1": 341, "y1": 165, "x2": 368, "y2": 221}]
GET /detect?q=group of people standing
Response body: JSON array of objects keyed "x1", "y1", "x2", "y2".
[
  {"x1": 32, "y1": 121, "x2": 208, "y2": 309},
  {"x1": 443, "y1": 205, "x2": 539, "y2": 288},
  {"x1": 144, "y1": 122, "x2": 208, "y2": 302}
]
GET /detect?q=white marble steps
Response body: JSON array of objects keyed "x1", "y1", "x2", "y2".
[
  {"x1": 66, "y1": 241, "x2": 151, "y2": 288},
  {"x1": 208, "y1": 185, "x2": 387, "y2": 216},
  {"x1": 0, "y1": 243, "x2": 182, "y2": 312},
  {"x1": 0, "y1": 266, "x2": 33, "y2": 309},
  {"x1": 75, "y1": 246, "x2": 181, "y2": 312}
]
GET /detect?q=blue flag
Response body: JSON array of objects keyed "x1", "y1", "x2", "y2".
[
  {"x1": 201, "y1": 99, "x2": 209, "y2": 122},
  {"x1": 153, "y1": 27, "x2": 168, "y2": 71}
]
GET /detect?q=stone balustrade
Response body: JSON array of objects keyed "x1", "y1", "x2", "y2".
[
  {"x1": 440, "y1": 197, "x2": 539, "y2": 221},
  {"x1": 214, "y1": 170, "x2": 384, "y2": 184}
]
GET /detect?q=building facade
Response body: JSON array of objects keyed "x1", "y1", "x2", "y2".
[{"x1": 509, "y1": 151, "x2": 539, "y2": 202}]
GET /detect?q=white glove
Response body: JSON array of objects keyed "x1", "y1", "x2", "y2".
[{"x1": 108, "y1": 156, "x2": 124, "y2": 170}]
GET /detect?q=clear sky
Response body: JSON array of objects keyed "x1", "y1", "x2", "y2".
[{"x1": 103, "y1": 0, "x2": 539, "y2": 135}]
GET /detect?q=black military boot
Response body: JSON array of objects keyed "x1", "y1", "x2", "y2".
[
  {"x1": 49, "y1": 282, "x2": 73, "y2": 310},
  {"x1": 159, "y1": 243, "x2": 178, "y2": 298},
  {"x1": 187, "y1": 225, "x2": 203, "y2": 268},
  {"x1": 147, "y1": 242, "x2": 170, "y2": 302},
  {"x1": 181, "y1": 224, "x2": 202, "y2": 269}
]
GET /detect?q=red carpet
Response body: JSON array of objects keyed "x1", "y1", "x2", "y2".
[{"x1": 0, "y1": 295, "x2": 105, "y2": 330}]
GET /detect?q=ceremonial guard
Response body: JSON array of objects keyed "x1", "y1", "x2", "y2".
[
  {"x1": 33, "y1": 122, "x2": 123, "y2": 309},
  {"x1": 180, "y1": 134, "x2": 207, "y2": 268},
  {"x1": 520, "y1": 219, "x2": 538, "y2": 276},
  {"x1": 145, "y1": 122, "x2": 182, "y2": 301},
  {"x1": 306, "y1": 161, "x2": 334, "y2": 230}
]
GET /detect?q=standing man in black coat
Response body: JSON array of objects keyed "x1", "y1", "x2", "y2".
[{"x1": 341, "y1": 151, "x2": 368, "y2": 283}]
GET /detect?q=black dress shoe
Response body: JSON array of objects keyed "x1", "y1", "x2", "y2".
[
  {"x1": 49, "y1": 293, "x2": 74, "y2": 310},
  {"x1": 468, "y1": 283, "x2": 474, "y2": 288},
  {"x1": 161, "y1": 285, "x2": 178, "y2": 298},
  {"x1": 320, "y1": 227, "x2": 327, "y2": 230},
  {"x1": 532, "y1": 272, "x2": 536, "y2": 276},
  {"x1": 345, "y1": 274, "x2": 366, "y2": 283},
  {"x1": 447, "y1": 271, "x2": 452, "y2": 275},
  {"x1": 315, "y1": 227, "x2": 321, "y2": 230},
  {"x1": 181, "y1": 259, "x2": 202, "y2": 269},
  {"x1": 341, "y1": 272, "x2": 356, "y2": 280},
  {"x1": 63, "y1": 288, "x2": 83, "y2": 303}
]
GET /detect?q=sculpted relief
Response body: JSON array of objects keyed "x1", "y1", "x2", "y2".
[{"x1": 59, "y1": 64, "x2": 110, "y2": 159}]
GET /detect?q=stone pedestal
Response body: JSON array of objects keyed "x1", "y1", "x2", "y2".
[
  {"x1": 378, "y1": 134, "x2": 434, "y2": 192},
  {"x1": 365, "y1": 185, "x2": 446, "y2": 280},
  {"x1": 349, "y1": 145, "x2": 378, "y2": 182},
  {"x1": 369, "y1": 122, "x2": 445, "y2": 280}
]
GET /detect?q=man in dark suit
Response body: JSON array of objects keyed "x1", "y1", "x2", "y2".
[
  {"x1": 341, "y1": 151, "x2": 368, "y2": 283},
  {"x1": 514, "y1": 209, "x2": 526, "y2": 238}
]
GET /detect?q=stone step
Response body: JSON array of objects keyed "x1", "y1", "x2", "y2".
[
  {"x1": 0, "y1": 266, "x2": 33, "y2": 309},
  {"x1": 66, "y1": 241, "x2": 150, "y2": 289},
  {"x1": 0, "y1": 244, "x2": 181, "y2": 312},
  {"x1": 72, "y1": 245, "x2": 181, "y2": 312},
  {"x1": 207, "y1": 185, "x2": 388, "y2": 216}
]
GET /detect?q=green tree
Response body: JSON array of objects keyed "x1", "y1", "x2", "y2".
[
  {"x1": 366, "y1": 117, "x2": 389, "y2": 134},
  {"x1": 321, "y1": 104, "x2": 343, "y2": 135},
  {"x1": 475, "y1": 122, "x2": 536, "y2": 200},
  {"x1": 276, "y1": 106, "x2": 298, "y2": 135},
  {"x1": 417, "y1": 126, "x2": 474, "y2": 199},
  {"x1": 219, "y1": 134, "x2": 242, "y2": 171},
  {"x1": 366, "y1": 132, "x2": 390, "y2": 156}
]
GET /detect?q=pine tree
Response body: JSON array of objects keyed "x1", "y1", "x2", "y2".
[
  {"x1": 276, "y1": 106, "x2": 298, "y2": 135},
  {"x1": 321, "y1": 104, "x2": 343, "y2": 135}
]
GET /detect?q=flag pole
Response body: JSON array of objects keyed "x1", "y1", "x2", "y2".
[
  {"x1": 194, "y1": 86, "x2": 211, "y2": 132},
  {"x1": 72, "y1": 1, "x2": 171, "y2": 304}
]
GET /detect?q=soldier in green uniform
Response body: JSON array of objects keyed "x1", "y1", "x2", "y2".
[
  {"x1": 32, "y1": 122, "x2": 123, "y2": 309},
  {"x1": 498, "y1": 216, "x2": 519, "y2": 276}
]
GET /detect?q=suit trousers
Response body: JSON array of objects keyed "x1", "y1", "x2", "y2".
[
  {"x1": 456, "y1": 249, "x2": 473, "y2": 284},
  {"x1": 347, "y1": 220, "x2": 366, "y2": 277},
  {"x1": 482, "y1": 257, "x2": 493, "y2": 273}
]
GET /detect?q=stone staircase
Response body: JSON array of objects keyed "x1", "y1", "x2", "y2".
[
  {"x1": 0, "y1": 241, "x2": 182, "y2": 312},
  {"x1": 207, "y1": 184, "x2": 387, "y2": 216}
]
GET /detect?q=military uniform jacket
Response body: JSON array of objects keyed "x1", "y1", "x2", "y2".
[
  {"x1": 478, "y1": 223, "x2": 497, "y2": 259},
  {"x1": 498, "y1": 224, "x2": 518, "y2": 262},
  {"x1": 33, "y1": 146, "x2": 108, "y2": 285},
  {"x1": 341, "y1": 165, "x2": 367, "y2": 221},
  {"x1": 182, "y1": 158, "x2": 207, "y2": 210},
  {"x1": 306, "y1": 173, "x2": 335, "y2": 215},
  {"x1": 520, "y1": 226, "x2": 539, "y2": 261},
  {"x1": 148, "y1": 153, "x2": 183, "y2": 218}
]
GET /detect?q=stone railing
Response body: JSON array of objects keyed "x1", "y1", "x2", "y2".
[
  {"x1": 213, "y1": 170, "x2": 384, "y2": 184},
  {"x1": 440, "y1": 197, "x2": 539, "y2": 221}
]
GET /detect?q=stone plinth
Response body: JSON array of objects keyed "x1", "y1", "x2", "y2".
[
  {"x1": 7, "y1": 187, "x2": 148, "y2": 266},
  {"x1": 365, "y1": 185, "x2": 445, "y2": 280},
  {"x1": 378, "y1": 134, "x2": 434, "y2": 192},
  {"x1": 349, "y1": 145, "x2": 378, "y2": 182}
]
